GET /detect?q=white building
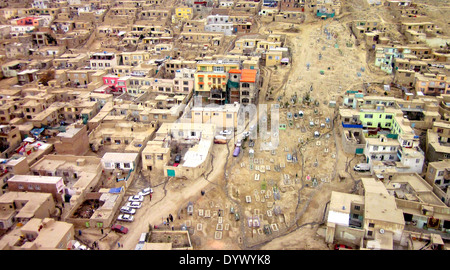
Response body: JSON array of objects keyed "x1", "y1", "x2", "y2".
[
  {"x1": 89, "y1": 52, "x2": 118, "y2": 70},
  {"x1": 10, "y1": 26, "x2": 35, "y2": 37},
  {"x1": 204, "y1": 14, "x2": 233, "y2": 36},
  {"x1": 32, "y1": 0, "x2": 50, "y2": 9},
  {"x1": 101, "y1": 152, "x2": 139, "y2": 171},
  {"x1": 364, "y1": 135, "x2": 400, "y2": 165}
]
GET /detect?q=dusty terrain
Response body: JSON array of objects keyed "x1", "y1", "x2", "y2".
[{"x1": 75, "y1": 3, "x2": 408, "y2": 250}]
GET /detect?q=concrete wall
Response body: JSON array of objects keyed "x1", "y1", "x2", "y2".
[{"x1": 331, "y1": 224, "x2": 365, "y2": 246}]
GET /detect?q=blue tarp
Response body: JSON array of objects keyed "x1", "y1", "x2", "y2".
[
  {"x1": 30, "y1": 128, "x2": 45, "y2": 136},
  {"x1": 109, "y1": 187, "x2": 123, "y2": 193}
]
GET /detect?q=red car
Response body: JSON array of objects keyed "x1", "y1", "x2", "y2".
[
  {"x1": 111, "y1": 224, "x2": 129, "y2": 234},
  {"x1": 334, "y1": 244, "x2": 352, "y2": 250}
]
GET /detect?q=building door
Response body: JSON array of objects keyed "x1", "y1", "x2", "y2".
[{"x1": 167, "y1": 169, "x2": 175, "y2": 177}]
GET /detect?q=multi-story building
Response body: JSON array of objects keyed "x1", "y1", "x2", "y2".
[
  {"x1": 364, "y1": 135, "x2": 400, "y2": 165},
  {"x1": 0, "y1": 217, "x2": 74, "y2": 250},
  {"x1": 315, "y1": 0, "x2": 341, "y2": 19},
  {"x1": 425, "y1": 160, "x2": 450, "y2": 206},
  {"x1": 0, "y1": 125, "x2": 22, "y2": 159},
  {"x1": 89, "y1": 52, "x2": 118, "y2": 70},
  {"x1": 120, "y1": 51, "x2": 151, "y2": 66},
  {"x1": 400, "y1": 22, "x2": 438, "y2": 35},
  {"x1": 325, "y1": 178, "x2": 405, "y2": 249},
  {"x1": 174, "y1": 6, "x2": 193, "y2": 22},
  {"x1": 414, "y1": 73, "x2": 450, "y2": 96},
  {"x1": 102, "y1": 74, "x2": 129, "y2": 94},
  {"x1": 11, "y1": 16, "x2": 46, "y2": 27},
  {"x1": 164, "y1": 59, "x2": 197, "y2": 77},
  {"x1": 194, "y1": 59, "x2": 241, "y2": 105},
  {"x1": 5, "y1": 42, "x2": 33, "y2": 59},
  {"x1": 205, "y1": 14, "x2": 233, "y2": 36},
  {"x1": 7, "y1": 175, "x2": 66, "y2": 202},
  {"x1": 280, "y1": 0, "x2": 305, "y2": 11},
  {"x1": 189, "y1": 103, "x2": 241, "y2": 130},
  {"x1": 426, "y1": 121, "x2": 450, "y2": 162},
  {"x1": 228, "y1": 69, "x2": 259, "y2": 105},
  {"x1": 0, "y1": 192, "x2": 55, "y2": 231},
  {"x1": 54, "y1": 125, "x2": 90, "y2": 156}
]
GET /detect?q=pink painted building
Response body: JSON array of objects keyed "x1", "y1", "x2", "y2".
[
  {"x1": 102, "y1": 74, "x2": 129, "y2": 93},
  {"x1": 12, "y1": 17, "x2": 45, "y2": 27}
]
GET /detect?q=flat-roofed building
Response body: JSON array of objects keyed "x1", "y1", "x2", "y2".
[
  {"x1": 30, "y1": 155, "x2": 103, "y2": 207},
  {"x1": 0, "y1": 217, "x2": 74, "y2": 250},
  {"x1": 425, "y1": 160, "x2": 450, "y2": 206},
  {"x1": 325, "y1": 177, "x2": 405, "y2": 249},
  {"x1": 54, "y1": 125, "x2": 89, "y2": 156},
  {"x1": 7, "y1": 175, "x2": 66, "y2": 202},
  {"x1": 0, "y1": 192, "x2": 55, "y2": 230}
]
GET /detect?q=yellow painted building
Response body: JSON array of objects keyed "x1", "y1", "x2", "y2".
[
  {"x1": 174, "y1": 7, "x2": 193, "y2": 22},
  {"x1": 194, "y1": 60, "x2": 240, "y2": 104}
]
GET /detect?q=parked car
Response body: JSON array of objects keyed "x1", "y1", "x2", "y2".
[
  {"x1": 126, "y1": 201, "x2": 142, "y2": 209},
  {"x1": 353, "y1": 163, "x2": 370, "y2": 172},
  {"x1": 220, "y1": 130, "x2": 232, "y2": 135},
  {"x1": 334, "y1": 244, "x2": 352, "y2": 250},
  {"x1": 236, "y1": 139, "x2": 242, "y2": 147},
  {"x1": 128, "y1": 195, "x2": 144, "y2": 202},
  {"x1": 111, "y1": 224, "x2": 129, "y2": 234},
  {"x1": 249, "y1": 140, "x2": 255, "y2": 147},
  {"x1": 117, "y1": 214, "x2": 134, "y2": 222},
  {"x1": 174, "y1": 154, "x2": 182, "y2": 163},
  {"x1": 233, "y1": 146, "x2": 240, "y2": 157},
  {"x1": 120, "y1": 206, "x2": 136, "y2": 215},
  {"x1": 139, "y1": 187, "x2": 153, "y2": 196}
]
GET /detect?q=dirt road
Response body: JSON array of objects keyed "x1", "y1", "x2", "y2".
[{"x1": 106, "y1": 142, "x2": 231, "y2": 250}]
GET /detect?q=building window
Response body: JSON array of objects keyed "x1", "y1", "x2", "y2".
[
  {"x1": 369, "y1": 223, "x2": 375, "y2": 228},
  {"x1": 124, "y1": 163, "x2": 131, "y2": 168}
]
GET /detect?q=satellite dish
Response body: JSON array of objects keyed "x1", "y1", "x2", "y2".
[{"x1": 379, "y1": 229, "x2": 385, "y2": 234}]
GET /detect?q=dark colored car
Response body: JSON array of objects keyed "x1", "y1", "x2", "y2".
[
  {"x1": 111, "y1": 224, "x2": 129, "y2": 234},
  {"x1": 175, "y1": 155, "x2": 182, "y2": 163}
]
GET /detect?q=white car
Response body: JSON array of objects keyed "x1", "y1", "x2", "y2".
[
  {"x1": 128, "y1": 195, "x2": 144, "y2": 202},
  {"x1": 220, "y1": 130, "x2": 232, "y2": 136},
  {"x1": 117, "y1": 214, "x2": 134, "y2": 222},
  {"x1": 120, "y1": 206, "x2": 136, "y2": 214},
  {"x1": 235, "y1": 139, "x2": 242, "y2": 147},
  {"x1": 126, "y1": 201, "x2": 142, "y2": 209},
  {"x1": 139, "y1": 187, "x2": 153, "y2": 196}
]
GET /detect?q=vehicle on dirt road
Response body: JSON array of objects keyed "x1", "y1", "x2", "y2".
[
  {"x1": 139, "y1": 187, "x2": 153, "y2": 196},
  {"x1": 120, "y1": 206, "x2": 136, "y2": 214},
  {"x1": 117, "y1": 214, "x2": 134, "y2": 222},
  {"x1": 111, "y1": 224, "x2": 129, "y2": 234},
  {"x1": 126, "y1": 201, "x2": 142, "y2": 209},
  {"x1": 128, "y1": 195, "x2": 144, "y2": 202}
]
